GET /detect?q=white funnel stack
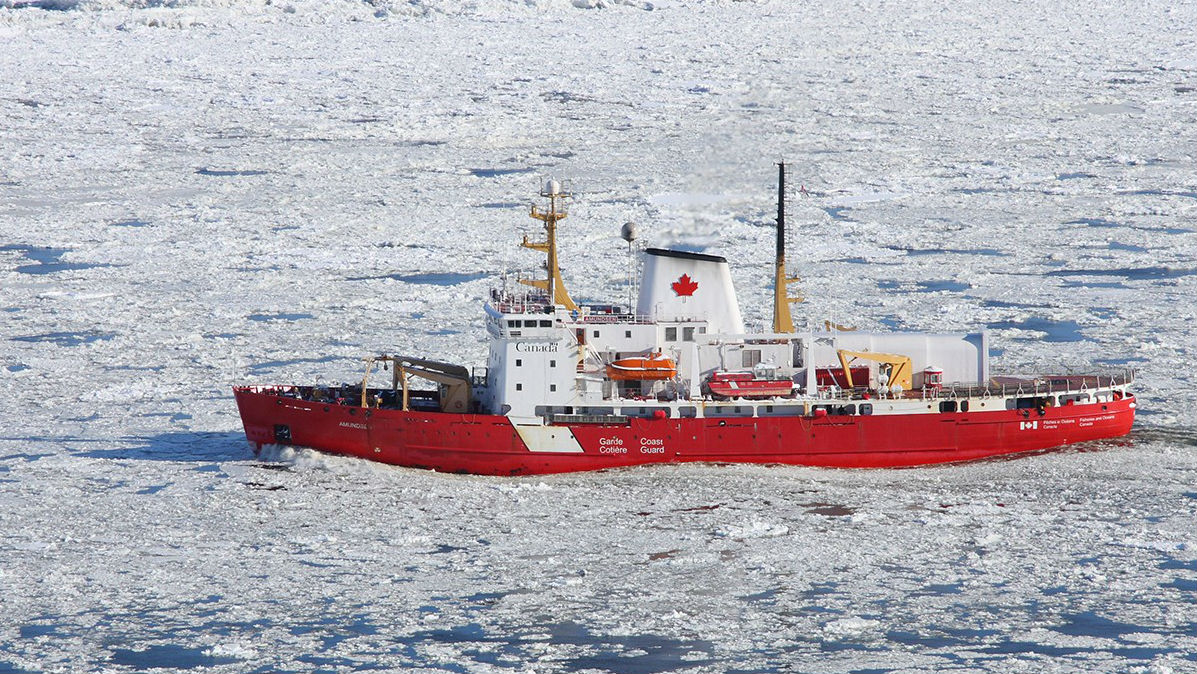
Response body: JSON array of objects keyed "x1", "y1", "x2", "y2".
[{"x1": 636, "y1": 248, "x2": 744, "y2": 334}]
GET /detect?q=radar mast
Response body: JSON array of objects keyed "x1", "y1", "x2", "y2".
[{"x1": 520, "y1": 179, "x2": 578, "y2": 311}]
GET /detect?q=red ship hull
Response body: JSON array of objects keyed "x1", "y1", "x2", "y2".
[{"x1": 233, "y1": 387, "x2": 1136, "y2": 476}]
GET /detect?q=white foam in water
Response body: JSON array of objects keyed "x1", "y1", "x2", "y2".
[{"x1": 2, "y1": 0, "x2": 1196, "y2": 672}]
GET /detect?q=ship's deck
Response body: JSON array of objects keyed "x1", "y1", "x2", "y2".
[{"x1": 238, "y1": 369, "x2": 1134, "y2": 421}]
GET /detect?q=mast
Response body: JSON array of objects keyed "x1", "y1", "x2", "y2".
[
  {"x1": 772, "y1": 162, "x2": 802, "y2": 333},
  {"x1": 520, "y1": 179, "x2": 578, "y2": 311}
]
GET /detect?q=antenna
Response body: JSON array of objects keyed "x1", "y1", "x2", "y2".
[
  {"x1": 772, "y1": 162, "x2": 798, "y2": 333},
  {"x1": 770, "y1": 162, "x2": 805, "y2": 334},
  {"x1": 777, "y1": 161, "x2": 785, "y2": 272}
]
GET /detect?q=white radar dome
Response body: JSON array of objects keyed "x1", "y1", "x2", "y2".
[{"x1": 621, "y1": 221, "x2": 638, "y2": 242}]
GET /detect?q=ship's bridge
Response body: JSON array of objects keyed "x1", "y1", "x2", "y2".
[
  {"x1": 481, "y1": 277, "x2": 727, "y2": 416},
  {"x1": 486, "y1": 282, "x2": 659, "y2": 339}
]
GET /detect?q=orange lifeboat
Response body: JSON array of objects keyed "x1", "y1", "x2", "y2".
[{"x1": 606, "y1": 353, "x2": 677, "y2": 381}]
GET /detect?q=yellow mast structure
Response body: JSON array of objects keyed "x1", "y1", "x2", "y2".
[
  {"x1": 773, "y1": 162, "x2": 803, "y2": 333},
  {"x1": 521, "y1": 179, "x2": 578, "y2": 310}
]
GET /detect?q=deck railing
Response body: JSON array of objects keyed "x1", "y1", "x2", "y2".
[{"x1": 912, "y1": 370, "x2": 1135, "y2": 401}]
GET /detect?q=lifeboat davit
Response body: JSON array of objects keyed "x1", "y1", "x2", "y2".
[
  {"x1": 606, "y1": 354, "x2": 677, "y2": 381},
  {"x1": 707, "y1": 371, "x2": 795, "y2": 398}
]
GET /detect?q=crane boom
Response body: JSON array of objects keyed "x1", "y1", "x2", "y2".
[{"x1": 835, "y1": 349, "x2": 913, "y2": 391}]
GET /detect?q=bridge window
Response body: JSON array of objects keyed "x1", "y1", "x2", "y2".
[
  {"x1": 742, "y1": 349, "x2": 761, "y2": 368},
  {"x1": 683, "y1": 327, "x2": 695, "y2": 341},
  {"x1": 665, "y1": 327, "x2": 677, "y2": 341}
]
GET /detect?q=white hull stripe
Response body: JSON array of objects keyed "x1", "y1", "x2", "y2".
[{"x1": 514, "y1": 425, "x2": 585, "y2": 453}]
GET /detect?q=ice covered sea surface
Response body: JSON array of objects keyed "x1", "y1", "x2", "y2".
[{"x1": 2, "y1": 0, "x2": 1196, "y2": 671}]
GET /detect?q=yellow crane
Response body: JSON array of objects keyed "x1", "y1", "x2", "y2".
[
  {"x1": 836, "y1": 349, "x2": 913, "y2": 391},
  {"x1": 361, "y1": 355, "x2": 473, "y2": 413}
]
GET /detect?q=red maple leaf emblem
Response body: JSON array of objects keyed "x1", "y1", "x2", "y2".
[{"x1": 671, "y1": 273, "x2": 698, "y2": 297}]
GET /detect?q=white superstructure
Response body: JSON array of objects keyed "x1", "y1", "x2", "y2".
[{"x1": 478, "y1": 249, "x2": 989, "y2": 419}]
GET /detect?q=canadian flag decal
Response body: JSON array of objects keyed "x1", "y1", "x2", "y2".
[{"x1": 671, "y1": 273, "x2": 698, "y2": 296}]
